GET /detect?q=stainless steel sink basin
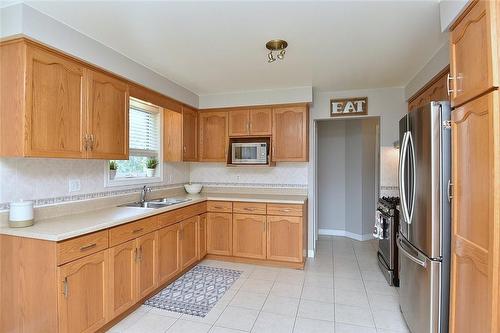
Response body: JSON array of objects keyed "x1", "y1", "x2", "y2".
[{"x1": 118, "y1": 197, "x2": 191, "y2": 209}]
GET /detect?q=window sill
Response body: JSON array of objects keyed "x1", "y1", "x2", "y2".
[{"x1": 105, "y1": 176, "x2": 163, "y2": 188}]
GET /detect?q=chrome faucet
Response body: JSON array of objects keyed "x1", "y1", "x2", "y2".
[{"x1": 140, "y1": 186, "x2": 152, "y2": 203}]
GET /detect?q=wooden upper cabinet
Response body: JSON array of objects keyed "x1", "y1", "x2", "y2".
[
  {"x1": 108, "y1": 240, "x2": 136, "y2": 319},
  {"x1": 182, "y1": 106, "x2": 198, "y2": 161},
  {"x1": 228, "y1": 108, "x2": 272, "y2": 136},
  {"x1": 180, "y1": 216, "x2": 198, "y2": 270},
  {"x1": 26, "y1": 44, "x2": 87, "y2": 158},
  {"x1": 249, "y1": 108, "x2": 272, "y2": 135},
  {"x1": 229, "y1": 109, "x2": 250, "y2": 136},
  {"x1": 272, "y1": 105, "x2": 309, "y2": 161},
  {"x1": 199, "y1": 111, "x2": 228, "y2": 162},
  {"x1": 163, "y1": 109, "x2": 183, "y2": 161},
  {"x1": 158, "y1": 224, "x2": 180, "y2": 285},
  {"x1": 57, "y1": 250, "x2": 108, "y2": 333},
  {"x1": 232, "y1": 214, "x2": 266, "y2": 259},
  {"x1": 449, "y1": 91, "x2": 499, "y2": 333},
  {"x1": 450, "y1": 0, "x2": 499, "y2": 107},
  {"x1": 135, "y1": 232, "x2": 157, "y2": 299},
  {"x1": 408, "y1": 69, "x2": 449, "y2": 112},
  {"x1": 86, "y1": 70, "x2": 129, "y2": 160},
  {"x1": 1, "y1": 40, "x2": 130, "y2": 159}
]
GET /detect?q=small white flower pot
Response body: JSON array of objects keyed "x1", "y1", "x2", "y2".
[
  {"x1": 109, "y1": 170, "x2": 117, "y2": 180},
  {"x1": 146, "y1": 168, "x2": 156, "y2": 177}
]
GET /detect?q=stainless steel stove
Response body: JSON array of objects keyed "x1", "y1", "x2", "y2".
[{"x1": 373, "y1": 196, "x2": 400, "y2": 286}]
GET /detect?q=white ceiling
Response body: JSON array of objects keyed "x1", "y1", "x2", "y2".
[{"x1": 25, "y1": 1, "x2": 446, "y2": 95}]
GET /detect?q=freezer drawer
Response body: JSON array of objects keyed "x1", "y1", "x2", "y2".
[{"x1": 398, "y1": 235, "x2": 447, "y2": 333}]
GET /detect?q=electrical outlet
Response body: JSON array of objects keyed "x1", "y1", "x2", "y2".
[{"x1": 68, "y1": 179, "x2": 81, "y2": 192}]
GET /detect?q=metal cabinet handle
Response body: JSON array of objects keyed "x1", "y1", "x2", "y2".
[
  {"x1": 447, "y1": 179, "x2": 453, "y2": 203},
  {"x1": 244, "y1": 207, "x2": 256, "y2": 211},
  {"x1": 79, "y1": 243, "x2": 97, "y2": 251},
  {"x1": 133, "y1": 228, "x2": 144, "y2": 234},
  {"x1": 282, "y1": 209, "x2": 292, "y2": 212},
  {"x1": 447, "y1": 74, "x2": 454, "y2": 96},
  {"x1": 63, "y1": 277, "x2": 68, "y2": 298},
  {"x1": 183, "y1": 146, "x2": 187, "y2": 153}
]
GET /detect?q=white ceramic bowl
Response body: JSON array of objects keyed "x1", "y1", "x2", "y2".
[{"x1": 184, "y1": 183, "x2": 203, "y2": 194}]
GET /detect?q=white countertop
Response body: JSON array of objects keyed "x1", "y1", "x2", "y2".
[{"x1": 0, "y1": 193, "x2": 307, "y2": 241}]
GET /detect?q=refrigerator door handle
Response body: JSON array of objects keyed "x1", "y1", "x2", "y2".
[
  {"x1": 399, "y1": 131, "x2": 411, "y2": 224},
  {"x1": 397, "y1": 235, "x2": 427, "y2": 268},
  {"x1": 408, "y1": 131, "x2": 416, "y2": 223}
]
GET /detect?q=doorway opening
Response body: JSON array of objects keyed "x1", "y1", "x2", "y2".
[{"x1": 316, "y1": 116, "x2": 380, "y2": 241}]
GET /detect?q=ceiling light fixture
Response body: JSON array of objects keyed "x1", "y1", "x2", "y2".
[{"x1": 266, "y1": 39, "x2": 288, "y2": 63}]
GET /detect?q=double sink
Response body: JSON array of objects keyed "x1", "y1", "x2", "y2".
[{"x1": 119, "y1": 197, "x2": 192, "y2": 209}]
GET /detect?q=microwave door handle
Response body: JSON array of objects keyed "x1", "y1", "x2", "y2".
[{"x1": 399, "y1": 132, "x2": 411, "y2": 224}]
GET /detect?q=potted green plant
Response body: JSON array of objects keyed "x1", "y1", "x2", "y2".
[
  {"x1": 109, "y1": 161, "x2": 118, "y2": 180},
  {"x1": 146, "y1": 157, "x2": 158, "y2": 177}
]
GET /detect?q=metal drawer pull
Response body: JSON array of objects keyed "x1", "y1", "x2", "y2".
[
  {"x1": 244, "y1": 207, "x2": 256, "y2": 211},
  {"x1": 282, "y1": 209, "x2": 292, "y2": 212},
  {"x1": 79, "y1": 243, "x2": 97, "y2": 251},
  {"x1": 133, "y1": 228, "x2": 144, "y2": 234}
]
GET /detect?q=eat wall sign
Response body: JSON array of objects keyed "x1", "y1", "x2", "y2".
[{"x1": 330, "y1": 97, "x2": 368, "y2": 117}]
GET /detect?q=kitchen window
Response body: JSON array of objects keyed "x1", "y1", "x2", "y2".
[{"x1": 106, "y1": 97, "x2": 162, "y2": 186}]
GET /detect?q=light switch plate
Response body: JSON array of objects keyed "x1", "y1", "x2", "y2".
[{"x1": 68, "y1": 179, "x2": 81, "y2": 192}]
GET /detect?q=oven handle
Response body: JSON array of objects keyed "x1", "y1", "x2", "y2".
[{"x1": 397, "y1": 235, "x2": 427, "y2": 268}]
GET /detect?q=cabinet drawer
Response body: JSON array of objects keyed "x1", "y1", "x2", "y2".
[
  {"x1": 207, "y1": 201, "x2": 232, "y2": 213},
  {"x1": 57, "y1": 230, "x2": 109, "y2": 265},
  {"x1": 267, "y1": 204, "x2": 303, "y2": 217},
  {"x1": 109, "y1": 216, "x2": 158, "y2": 247},
  {"x1": 233, "y1": 202, "x2": 266, "y2": 215},
  {"x1": 158, "y1": 202, "x2": 207, "y2": 228}
]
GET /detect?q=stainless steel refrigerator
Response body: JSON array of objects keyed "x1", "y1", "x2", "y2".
[{"x1": 397, "y1": 101, "x2": 451, "y2": 333}]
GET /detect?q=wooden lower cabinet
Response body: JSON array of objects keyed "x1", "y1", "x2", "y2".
[
  {"x1": 449, "y1": 91, "x2": 500, "y2": 332},
  {"x1": 58, "y1": 250, "x2": 109, "y2": 333},
  {"x1": 136, "y1": 232, "x2": 158, "y2": 299},
  {"x1": 233, "y1": 214, "x2": 266, "y2": 259},
  {"x1": 266, "y1": 216, "x2": 302, "y2": 263},
  {"x1": 207, "y1": 212, "x2": 233, "y2": 256},
  {"x1": 157, "y1": 224, "x2": 180, "y2": 285},
  {"x1": 198, "y1": 213, "x2": 207, "y2": 259},
  {"x1": 108, "y1": 240, "x2": 136, "y2": 319},
  {"x1": 180, "y1": 216, "x2": 198, "y2": 269}
]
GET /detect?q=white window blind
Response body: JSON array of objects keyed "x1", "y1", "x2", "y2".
[{"x1": 129, "y1": 105, "x2": 160, "y2": 157}]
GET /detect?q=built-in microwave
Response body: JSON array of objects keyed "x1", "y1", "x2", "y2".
[{"x1": 231, "y1": 142, "x2": 268, "y2": 164}]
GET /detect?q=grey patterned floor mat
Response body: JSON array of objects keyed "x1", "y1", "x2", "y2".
[{"x1": 144, "y1": 265, "x2": 242, "y2": 317}]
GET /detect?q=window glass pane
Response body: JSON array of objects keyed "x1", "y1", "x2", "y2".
[{"x1": 114, "y1": 156, "x2": 149, "y2": 178}]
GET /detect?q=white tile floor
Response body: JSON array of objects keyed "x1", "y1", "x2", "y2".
[{"x1": 108, "y1": 236, "x2": 409, "y2": 333}]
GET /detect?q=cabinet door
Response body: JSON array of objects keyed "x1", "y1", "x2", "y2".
[
  {"x1": 181, "y1": 216, "x2": 198, "y2": 270},
  {"x1": 198, "y1": 213, "x2": 207, "y2": 259},
  {"x1": 249, "y1": 108, "x2": 272, "y2": 135},
  {"x1": 158, "y1": 224, "x2": 180, "y2": 285},
  {"x1": 228, "y1": 109, "x2": 250, "y2": 136},
  {"x1": 58, "y1": 251, "x2": 108, "y2": 333},
  {"x1": 109, "y1": 240, "x2": 136, "y2": 319},
  {"x1": 207, "y1": 212, "x2": 232, "y2": 256},
  {"x1": 272, "y1": 106, "x2": 308, "y2": 161},
  {"x1": 25, "y1": 46, "x2": 86, "y2": 158},
  {"x1": 87, "y1": 70, "x2": 129, "y2": 159},
  {"x1": 182, "y1": 106, "x2": 198, "y2": 161},
  {"x1": 449, "y1": 92, "x2": 499, "y2": 333},
  {"x1": 267, "y1": 216, "x2": 302, "y2": 263},
  {"x1": 164, "y1": 109, "x2": 182, "y2": 161},
  {"x1": 199, "y1": 111, "x2": 228, "y2": 161},
  {"x1": 136, "y1": 232, "x2": 157, "y2": 299},
  {"x1": 450, "y1": 0, "x2": 498, "y2": 107},
  {"x1": 233, "y1": 214, "x2": 266, "y2": 259}
]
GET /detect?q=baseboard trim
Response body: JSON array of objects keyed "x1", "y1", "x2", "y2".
[
  {"x1": 318, "y1": 229, "x2": 374, "y2": 241},
  {"x1": 307, "y1": 250, "x2": 315, "y2": 258}
]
